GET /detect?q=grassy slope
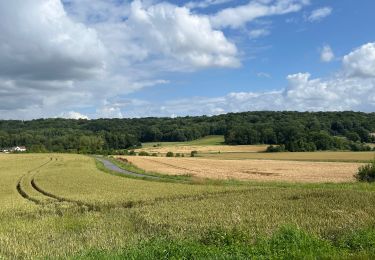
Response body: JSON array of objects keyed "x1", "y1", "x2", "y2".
[
  {"x1": 141, "y1": 135, "x2": 225, "y2": 148},
  {"x1": 0, "y1": 154, "x2": 375, "y2": 259}
]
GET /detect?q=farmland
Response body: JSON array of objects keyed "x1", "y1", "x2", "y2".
[
  {"x1": 137, "y1": 135, "x2": 268, "y2": 154},
  {"x1": 123, "y1": 156, "x2": 363, "y2": 182},
  {"x1": 199, "y1": 151, "x2": 375, "y2": 162},
  {"x1": 1, "y1": 153, "x2": 375, "y2": 258},
  {"x1": 138, "y1": 135, "x2": 375, "y2": 162}
]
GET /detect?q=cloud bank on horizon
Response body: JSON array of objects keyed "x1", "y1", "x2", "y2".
[{"x1": 0, "y1": 0, "x2": 374, "y2": 119}]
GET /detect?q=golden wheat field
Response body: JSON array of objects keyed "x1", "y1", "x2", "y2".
[{"x1": 123, "y1": 156, "x2": 364, "y2": 183}]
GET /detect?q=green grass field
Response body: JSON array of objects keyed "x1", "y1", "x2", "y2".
[
  {"x1": 141, "y1": 135, "x2": 225, "y2": 148},
  {"x1": 1, "y1": 153, "x2": 375, "y2": 259}
]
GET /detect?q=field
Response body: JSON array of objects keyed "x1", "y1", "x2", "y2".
[
  {"x1": 137, "y1": 135, "x2": 268, "y2": 154},
  {"x1": 139, "y1": 136, "x2": 375, "y2": 162},
  {"x1": 141, "y1": 135, "x2": 226, "y2": 147},
  {"x1": 200, "y1": 151, "x2": 375, "y2": 162},
  {"x1": 123, "y1": 156, "x2": 363, "y2": 182},
  {"x1": 1, "y1": 153, "x2": 375, "y2": 258}
]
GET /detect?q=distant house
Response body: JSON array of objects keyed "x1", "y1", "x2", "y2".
[{"x1": 1, "y1": 146, "x2": 28, "y2": 153}]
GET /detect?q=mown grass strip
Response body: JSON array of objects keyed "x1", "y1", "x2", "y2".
[{"x1": 95, "y1": 156, "x2": 193, "y2": 184}]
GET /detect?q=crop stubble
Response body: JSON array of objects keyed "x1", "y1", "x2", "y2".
[{"x1": 124, "y1": 156, "x2": 363, "y2": 183}]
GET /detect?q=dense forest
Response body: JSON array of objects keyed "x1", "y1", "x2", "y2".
[{"x1": 0, "y1": 111, "x2": 375, "y2": 154}]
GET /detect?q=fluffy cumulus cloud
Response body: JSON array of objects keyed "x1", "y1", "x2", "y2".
[
  {"x1": 0, "y1": 0, "x2": 242, "y2": 118},
  {"x1": 320, "y1": 45, "x2": 334, "y2": 62},
  {"x1": 0, "y1": 0, "x2": 106, "y2": 118},
  {"x1": 59, "y1": 111, "x2": 89, "y2": 120},
  {"x1": 0, "y1": 0, "x2": 106, "y2": 81},
  {"x1": 307, "y1": 6, "x2": 332, "y2": 22},
  {"x1": 343, "y1": 43, "x2": 375, "y2": 78},
  {"x1": 125, "y1": 0, "x2": 239, "y2": 68}
]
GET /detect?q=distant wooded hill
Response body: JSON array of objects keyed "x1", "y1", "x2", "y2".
[{"x1": 0, "y1": 111, "x2": 374, "y2": 153}]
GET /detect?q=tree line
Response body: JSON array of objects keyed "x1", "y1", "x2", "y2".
[{"x1": 0, "y1": 111, "x2": 374, "y2": 154}]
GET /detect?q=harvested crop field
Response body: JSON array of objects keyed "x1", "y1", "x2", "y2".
[
  {"x1": 135, "y1": 144, "x2": 268, "y2": 154},
  {"x1": 200, "y1": 151, "x2": 375, "y2": 162},
  {"x1": 123, "y1": 157, "x2": 364, "y2": 183}
]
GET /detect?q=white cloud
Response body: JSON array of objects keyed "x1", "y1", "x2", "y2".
[
  {"x1": 0, "y1": 0, "x2": 106, "y2": 81},
  {"x1": 0, "y1": 0, "x2": 108, "y2": 118},
  {"x1": 0, "y1": 0, "x2": 242, "y2": 119},
  {"x1": 320, "y1": 45, "x2": 334, "y2": 62},
  {"x1": 59, "y1": 111, "x2": 89, "y2": 120},
  {"x1": 249, "y1": 29, "x2": 270, "y2": 39},
  {"x1": 343, "y1": 43, "x2": 375, "y2": 78},
  {"x1": 307, "y1": 7, "x2": 332, "y2": 22},
  {"x1": 210, "y1": 0, "x2": 310, "y2": 29},
  {"x1": 125, "y1": 0, "x2": 240, "y2": 68},
  {"x1": 96, "y1": 106, "x2": 123, "y2": 119}
]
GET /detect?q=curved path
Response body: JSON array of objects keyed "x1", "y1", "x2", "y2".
[{"x1": 95, "y1": 156, "x2": 161, "y2": 180}]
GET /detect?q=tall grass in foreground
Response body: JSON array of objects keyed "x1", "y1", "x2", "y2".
[{"x1": 76, "y1": 226, "x2": 375, "y2": 259}]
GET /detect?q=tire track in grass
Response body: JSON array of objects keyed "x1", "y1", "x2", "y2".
[
  {"x1": 16, "y1": 157, "x2": 96, "y2": 212},
  {"x1": 16, "y1": 158, "x2": 55, "y2": 205},
  {"x1": 16, "y1": 177, "x2": 41, "y2": 204},
  {"x1": 30, "y1": 178, "x2": 99, "y2": 211}
]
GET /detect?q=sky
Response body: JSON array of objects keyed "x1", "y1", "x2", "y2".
[{"x1": 0, "y1": 0, "x2": 375, "y2": 120}]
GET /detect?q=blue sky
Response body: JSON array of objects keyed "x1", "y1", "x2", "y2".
[
  {"x1": 127, "y1": 0, "x2": 374, "y2": 100},
  {"x1": 0, "y1": 0, "x2": 375, "y2": 119}
]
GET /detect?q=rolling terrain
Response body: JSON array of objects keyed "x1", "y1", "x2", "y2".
[{"x1": 1, "y1": 153, "x2": 375, "y2": 258}]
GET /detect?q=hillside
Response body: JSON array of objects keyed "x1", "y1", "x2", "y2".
[{"x1": 0, "y1": 111, "x2": 375, "y2": 153}]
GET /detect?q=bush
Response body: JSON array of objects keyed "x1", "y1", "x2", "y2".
[
  {"x1": 355, "y1": 160, "x2": 375, "y2": 182},
  {"x1": 128, "y1": 150, "x2": 136, "y2": 156},
  {"x1": 151, "y1": 153, "x2": 158, "y2": 157},
  {"x1": 349, "y1": 143, "x2": 372, "y2": 151},
  {"x1": 166, "y1": 152, "x2": 174, "y2": 157},
  {"x1": 138, "y1": 151, "x2": 150, "y2": 156},
  {"x1": 191, "y1": 151, "x2": 198, "y2": 157},
  {"x1": 266, "y1": 145, "x2": 285, "y2": 153},
  {"x1": 175, "y1": 153, "x2": 181, "y2": 157}
]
